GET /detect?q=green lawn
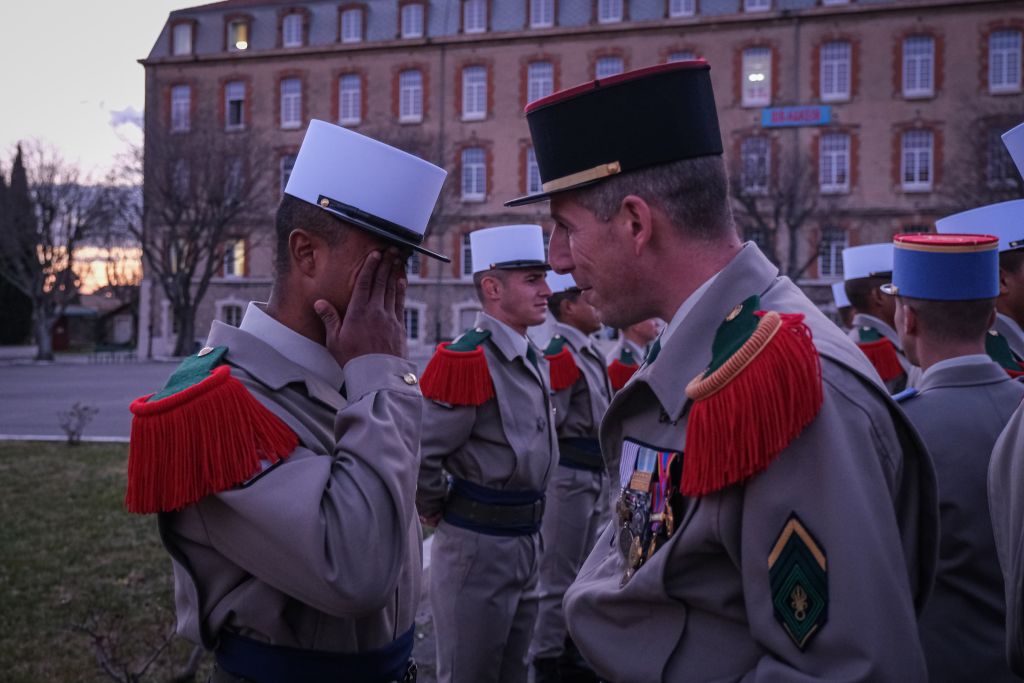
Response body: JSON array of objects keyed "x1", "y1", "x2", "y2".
[{"x1": 0, "y1": 442, "x2": 210, "y2": 682}]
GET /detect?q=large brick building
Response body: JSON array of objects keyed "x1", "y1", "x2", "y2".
[{"x1": 138, "y1": 0, "x2": 1022, "y2": 359}]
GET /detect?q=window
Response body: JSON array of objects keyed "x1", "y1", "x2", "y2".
[
  {"x1": 821, "y1": 0, "x2": 849, "y2": 4},
  {"x1": 281, "y1": 154, "x2": 296, "y2": 193},
  {"x1": 596, "y1": 56, "x2": 624, "y2": 79},
  {"x1": 407, "y1": 252, "x2": 422, "y2": 279},
  {"x1": 172, "y1": 159, "x2": 190, "y2": 198},
  {"x1": 744, "y1": 0, "x2": 771, "y2": 12},
  {"x1": 222, "y1": 239, "x2": 246, "y2": 278},
  {"x1": 225, "y1": 156, "x2": 243, "y2": 199},
  {"x1": 463, "y1": 0, "x2": 487, "y2": 33},
  {"x1": 902, "y1": 223, "x2": 929, "y2": 234},
  {"x1": 339, "y1": 74, "x2": 362, "y2": 125},
  {"x1": 280, "y1": 77, "x2": 302, "y2": 129},
  {"x1": 901, "y1": 129, "x2": 933, "y2": 192},
  {"x1": 462, "y1": 148, "x2": 486, "y2": 201},
  {"x1": 527, "y1": 146, "x2": 542, "y2": 194},
  {"x1": 227, "y1": 19, "x2": 249, "y2": 51},
  {"x1": 740, "y1": 136, "x2": 770, "y2": 194},
  {"x1": 990, "y1": 30, "x2": 1022, "y2": 94},
  {"x1": 598, "y1": 0, "x2": 623, "y2": 23},
  {"x1": 225, "y1": 80, "x2": 245, "y2": 130},
  {"x1": 903, "y1": 35, "x2": 934, "y2": 98},
  {"x1": 527, "y1": 61, "x2": 554, "y2": 103},
  {"x1": 222, "y1": 304, "x2": 244, "y2": 327},
  {"x1": 988, "y1": 128, "x2": 1017, "y2": 187},
  {"x1": 668, "y1": 51, "x2": 696, "y2": 63},
  {"x1": 820, "y1": 41, "x2": 851, "y2": 102},
  {"x1": 669, "y1": 0, "x2": 696, "y2": 17},
  {"x1": 462, "y1": 66, "x2": 487, "y2": 120},
  {"x1": 170, "y1": 85, "x2": 190, "y2": 132},
  {"x1": 461, "y1": 234, "x2": 474, "y2": 278},
  {"x1": 745, "y1": 225, "x2": 771, "y2": 252},
  {"x1": 742, "y1": 47, "x2": 772, "y2": 107},
  {"x1": 530, "y1": 0, "x2": 554, "y2": 27},
  {"x1": 818, "y1": 226, "x2": 847, "y2": 278},
  {"x1": 401, "y1": 3, "x2": 424, "y2": 38},
  {"x1": 282, "y1": 13, "x2": 303, "y2": 47},
  {"x1": 172, "y1": 23, "x2": 193, "y2": 56},
  {"x1": 399, "y1": 70, "x2": 423, "y2": 122},
  {"x1": 404, "y1": 307, "x2": 421, "y2": 341},
  {"x1": 819, "y1": 133, "x2": 850, "y2": 193},
  {"x1": 340, "y1": 8, "x2": 363, "y2": 43}
]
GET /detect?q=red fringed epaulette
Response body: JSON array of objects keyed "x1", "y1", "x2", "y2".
[
  {"x1": 608, "y1": 347, "x2": 639, "y2": 390},
  {"x1": 125, "y1": 346, "x2": 297, "y2": 514},
  {"x1": 986, "y1": 330, "x2": 1024, "y2": 378},
  {"x1": 420, "y1": 328, "x2": 495, "y2": 406},
  {"x1": 856, "y1": 337, "x2": 904, "y2": 382},
  {"x1": 544, "y1": 336, "x2": 581, "y2": 392},
  {"x1": 681, "y1": 296, "x2": 823, "y2": 497}
]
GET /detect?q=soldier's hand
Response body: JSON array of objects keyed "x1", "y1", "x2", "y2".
[{"x1": 315, "y1": 249, "x2": 408, "y2": 367}]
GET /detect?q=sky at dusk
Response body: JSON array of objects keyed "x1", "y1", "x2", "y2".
[{"x1": 0, "y1": 1, "x2": 191, "y2": 178}]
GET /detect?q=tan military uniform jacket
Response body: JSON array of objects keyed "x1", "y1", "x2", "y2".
[
  {"x1": 995, "y1": 313, "x2": 1024, "y2": 361},
  {"x1": 159, "y1": 321, "x2": 423, "y2": 652},
  {"x1": 564, "y1": 244, "x2": 938, "y2": 682},
  {"x1": 988, "y1": 388, "x2": 1024, "y2": 677},
  {"x1": 900, "y1": 357, "x2": 1023, "y2": 683},
  {"x1": 550, "y1": 322, "x2": 611, "y2": 440},
  {"x1": 417, "y1": 312, "x2": 558, "y2": 515},
  {"x1": 848, "y1": 313, "x2": 921, "y2": 391}
]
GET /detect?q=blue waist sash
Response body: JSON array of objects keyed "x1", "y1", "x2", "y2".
[
  {"x1": 216, "y1": 626, "x2": 414, "y2": 683},
  {"x1": 443, "y1": 478, "x2": 545, "y2": 536}
]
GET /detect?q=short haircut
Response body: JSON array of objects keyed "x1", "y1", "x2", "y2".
[
  {"x1": 547, "y1": 289, "x2": 581, "y2": 320},
  {"x1": 845, "y1": 276, "x2": 889, "y2": 312},
  {"x1": 900, "y1": 296, "x2": 995, "y2": 344},
  {"x1": 472, "y1": 268, "x2": 507, "y2": 303},
  {"x1": 274, "y1": 194, "x2": 349, "y2": 276},
  {"x1": 1000, "y1": 248, "x2": 1024, "y2": 275},
  {"x1": 570, "y1": 156, "x2": 734, "y2": 241}
]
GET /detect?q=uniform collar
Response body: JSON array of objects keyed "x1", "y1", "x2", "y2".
[
  {"x1": 553, "y1": 321, "x2": 594, "y2": 354},
  {"x1": 917, "y1": 354, "x2": 1010, "y2": 391},
  {"x1": 477, "y1": 311, "x2": 531, "y2": 362},
  {"x1": 634, "y1": 243, "x2": 778, "y2": 423},
  {"x1": 206, "y1": 320, "x2": 346, "y2": 411},
  {"x1": 658, "y1": 270, "x2": 721, "y2": 348},
  {"x1": 238, "y1": 302, "x2": 344, "y2": 391},
  {"x1": 852, "y1": 313, "x2": 902, "y2": 350}
]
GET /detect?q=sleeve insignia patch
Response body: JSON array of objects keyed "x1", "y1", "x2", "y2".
[{"x1": 768, "y1": 514, "x2": 828, "y2": 651}]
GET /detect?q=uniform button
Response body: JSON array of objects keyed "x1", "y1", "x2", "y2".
[
  {"x1": 402, "y1": 372, "x2": 418, "y2": 385},
  {"x1": 197, "y1": 346, "x2": 214, "y2": 357}
]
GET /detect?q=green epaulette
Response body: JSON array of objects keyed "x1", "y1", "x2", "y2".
[
  {"x1": 544, "y1": 335, "x2": 569, "y2": 356},
  {"x1": 449, "y1": 327, "x2": 492, "y2": 352}
]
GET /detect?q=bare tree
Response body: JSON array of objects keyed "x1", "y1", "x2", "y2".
[
  {"x1": 0, "y1": 142, "x2": 117, "y2": 360},
  {"x1": 730, "y1": 145, "x2": 842, "y2": 281},
  {"x1": 943, "y1": 113, "x2": 1024, "y2": 211},
  {"x1": 121, "y1": 125, "x2": 275, "y2": 356}
]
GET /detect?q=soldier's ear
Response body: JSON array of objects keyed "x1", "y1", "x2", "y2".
[
  {"x1": 618, "y1": 195, "x2": 653, "y2": 257},
  {"x1": 289, "y1": 228, "x2": 318, "y2": 278},
  {"x1": 999, "y1": 267, "x2": 1012, "y2": 297}
]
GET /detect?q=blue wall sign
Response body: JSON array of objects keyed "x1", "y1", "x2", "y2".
[{"x1": 761, "y1": 106, "x2": 832, "y2": 128}]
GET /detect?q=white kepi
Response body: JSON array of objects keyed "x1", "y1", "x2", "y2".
[
  {"x1": 470, "y1": 224, "x2": 550, "y2": 274},
  {"x1": 842, "y1": 244, "x2": 894, "y2": 280},
  {"x1": 284, "y1": 119, "x2": 450, "y2": 261},
  {"x1": 1003, "y1": 121, "x2": 1024, "y2": 179},
  {"x1": 545, "y1": 271, "x2": 579, "y2": 294},
  {"x1": 936, "y1": 199, "x2": 1024, "y2": 252},
  {"x1": 832, "y1": 281, "x2": 851, "y2": 309}
]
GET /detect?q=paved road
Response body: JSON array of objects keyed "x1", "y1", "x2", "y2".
[{"x1": 0, "y1": 361, "x2": 177, "y2": 439}]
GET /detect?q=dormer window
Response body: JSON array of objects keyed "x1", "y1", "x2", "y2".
[
  {"x1": 401, "y1": 3, "x2": 425, "y2": 39},
  {"x1": 171, "y1": 21, "x2": 194, "y2": 56},
  {"x1": 340, "y1": 7, "x2": 364, "y2": 43},
  {"x1": 227, "y1": 18, "x2": 249, "y2": 51},
  {"x1": 282, "y1": 13, "x2": 303, "y2": 47}
]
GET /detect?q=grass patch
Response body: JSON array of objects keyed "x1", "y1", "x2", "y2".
[{"x1": 0, "y1": 442, "x2": 209, "y2": 682}]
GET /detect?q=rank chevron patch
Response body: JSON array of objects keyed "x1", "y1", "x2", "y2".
[{"x1": 768, "y1": 514, "x2": 828, "y2": 651}]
